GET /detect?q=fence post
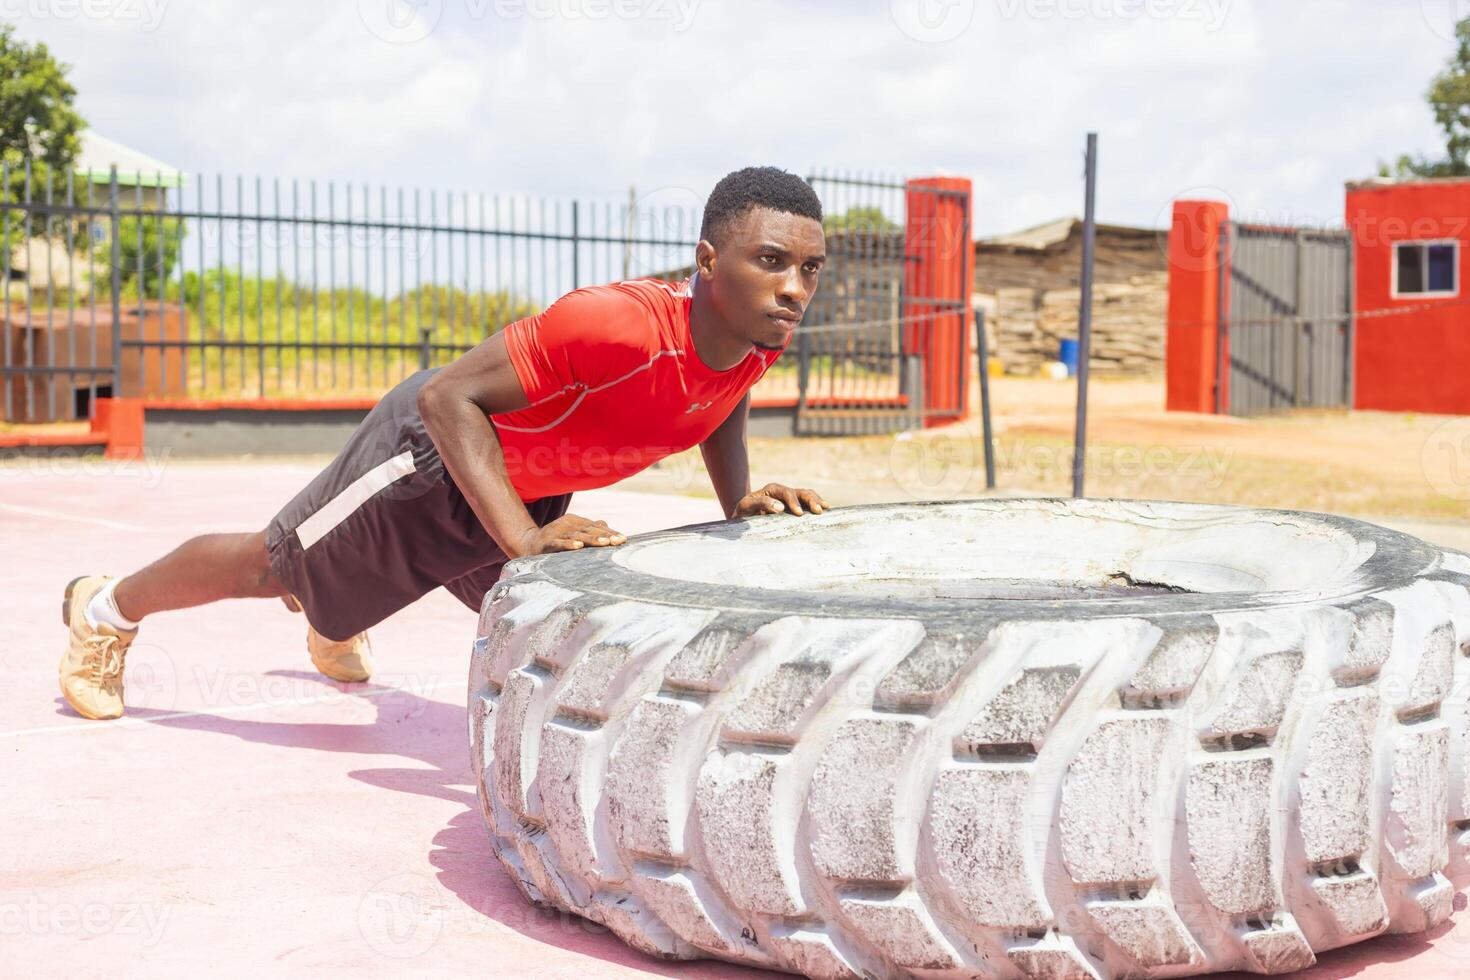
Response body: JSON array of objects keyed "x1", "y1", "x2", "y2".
[
  {"x1": 1293, "y1": 230, "x2": 1306, "y2": 407},
  {"x1": 571, "y1": 200, "x2": 580, "y2": 289},
  {"x1": 1, "y1": 158, "x2": 10, "y2": 421},
  {"x1": 973, "y1": 307, "x2": 996, "y2": 490},
  {"x1": 1072, "y1": 133, "x2": 1097, "y2": 499},
  {"x1": 903, "y1": 354, "x2": 924, "y2": 430},
  {"x1": 109, "y1": 166, "x2": 122, "y2": 400},
  {"x1": 1214, "y1": 222, "x2": 1229, "y2": 415},
  {"x1": 622, "y1": 186, "x2": 634, "y2": 280},
  {"x1": 1165, "y1": 200, "x2": 1230, "y2": 413},
  {"x1": 1343, "y1": 236, "x2": 1355, "y2": 409},
  {"x1": 795, "y1": 327, "x2": 811, "y2": 432}
]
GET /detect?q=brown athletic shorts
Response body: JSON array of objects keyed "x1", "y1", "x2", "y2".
[{"x1": 265, "y1": 369, "x2": 572, "y2": 641}]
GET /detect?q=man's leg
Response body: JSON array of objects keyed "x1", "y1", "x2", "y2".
[
  {"x1": 61, "y1": 368, "x2": 539, "y2": 719},
  {"x1": 111, "y1": 529, "x2": 285, "y2": 622},
  {"x1": 59, "y1": 531, "x2": 302, "y2": 721},
  {"x1": 61, "y1": 370, "x2": 443, "y2": 720}
]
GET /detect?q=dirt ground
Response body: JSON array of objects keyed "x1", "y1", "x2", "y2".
[
  {"x1": 7, "y1": 374, "x2": 1467, "y2": 549},
  {"x1": 620, "y1": 375, "x2": 1470, "y2": 551}
]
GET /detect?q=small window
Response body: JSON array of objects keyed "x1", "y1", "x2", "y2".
[{"x1": 1394, "y1": 240, "x2": 1458, "y2": 298}]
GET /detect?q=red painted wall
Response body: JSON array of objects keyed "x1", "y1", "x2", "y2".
[
  {"x1": 1348, "y1": 179, "x2": 1470, "y2": 414},
  {"x1": 1165, "y1": 200, "x2": 1229, "y2": 413},
  {"x1": 904, "y1": 177, "x2": 974, "y2": 427}
]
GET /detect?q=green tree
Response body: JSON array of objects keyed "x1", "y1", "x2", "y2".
[
  {"x1": 100, "y1": 215, "x2": 185, "y2": 297},
  {"x1": 824, "y1": 206, "x2": 900, "y2": 234},
  {"x1": 1382, "y1": 16, "x2": 1470, "y2": 179},
  {"x1": 0, "y1": 25, "x2": 85, "y2": 195},
  {"x1": 0, "y1": 25, "x2": 89, "y2": 273}
]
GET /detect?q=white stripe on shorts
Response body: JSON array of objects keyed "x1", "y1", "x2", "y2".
[{"x1": 295, "y1": 450, "x2": 417, "y2": 550}]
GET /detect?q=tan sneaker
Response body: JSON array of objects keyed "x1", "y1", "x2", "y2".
[
  {"x1": 308, "y1": 625, "x2": 373, "y2": 683},
  {"x1": 58, "y1": 575, "x2": 137, "y2": 721}
]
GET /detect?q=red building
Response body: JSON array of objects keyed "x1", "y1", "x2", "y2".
[
  {"x1": 1166, "y1": 177, "x2": 1470, "y2": 416},
  {"x1": 1347, "y1": 177, "x2": 1470, "y2": 414}
]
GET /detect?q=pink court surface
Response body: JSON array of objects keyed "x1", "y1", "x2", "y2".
[{"x1": 4, "y1": 457, "x2": 1470, "y2": 979}]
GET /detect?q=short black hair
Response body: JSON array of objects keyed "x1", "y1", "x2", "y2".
[{"x1": 700, "y1": 166, "x2": 823, "y2": 245}]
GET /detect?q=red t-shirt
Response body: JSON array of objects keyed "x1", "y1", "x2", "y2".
[{"x1": 491, "y1": 276, "x2": 784, "y2": 502}]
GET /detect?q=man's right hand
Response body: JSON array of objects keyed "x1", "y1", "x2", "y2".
[{"x1": 516, "y1": 514, "x2": 628, "y2": 556}]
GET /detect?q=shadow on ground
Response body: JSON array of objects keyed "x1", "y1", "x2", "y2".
[
  {"x1": 84, "y1": 669, "x2": 1470, "y2": 980},
  {"x1": 112, "y1": 670, "x2": 773, "y2": 978}
]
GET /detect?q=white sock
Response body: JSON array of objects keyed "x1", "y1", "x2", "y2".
[{"x1": 85, "y1": 579, "x2": 140, "y2": 632}]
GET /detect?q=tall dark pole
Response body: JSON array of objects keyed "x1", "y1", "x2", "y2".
[
  {"x1": 1072, "y1": 133, "x2": 1098, "y2": 498},
  {"x1": 109, "y1": 166, "x2": 122, "y2": 401},
  {"x1": 974, "y1": 308, "x2": 996, "y2": 490}
]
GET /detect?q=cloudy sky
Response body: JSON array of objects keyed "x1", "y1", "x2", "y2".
[{"x1": 15, "y1": 0, "x2": 1457, "y2": 236}]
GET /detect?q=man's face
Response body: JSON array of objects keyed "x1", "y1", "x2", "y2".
[{"x1": 702, "y1": 206, "x2": 826, "y2": 351}]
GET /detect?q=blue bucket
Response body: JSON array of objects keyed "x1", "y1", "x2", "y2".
[{"x1": 1058, "y1": 338, "x2": 1080, "y2": 377}]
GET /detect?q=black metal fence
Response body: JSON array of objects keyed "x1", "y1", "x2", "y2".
[
  {"x1": 781, "y1": 172, "x2": 972, "y2": 435},
  {"x1": 793, "y1": 172, "x2": 916, "y2": 434},
  {"x1": 1, "y1": 162, "x2": 951, "y2": 436}
]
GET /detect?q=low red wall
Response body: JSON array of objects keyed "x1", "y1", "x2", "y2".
[{"x1": 94, "y1": 397, "x2": 145, "y2": 460}]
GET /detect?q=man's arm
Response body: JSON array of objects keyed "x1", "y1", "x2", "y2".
[
  {"x1": 700, "y1": 393, "x2": 830, "y2": 519},
  {"x1": 700, "y1": 393, "x2": 753, "y2": 519},
  {"x1": 417, "y1": 333, "x2": 625, "y2": 558}
]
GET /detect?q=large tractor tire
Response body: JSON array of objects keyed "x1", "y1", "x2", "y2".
[{"x1": 467, "y1": 499, "x2": 1470, "y2": 978}]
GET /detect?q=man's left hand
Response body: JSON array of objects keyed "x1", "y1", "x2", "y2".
[{"x1": 732, "y1": 483, "x2": 830, "y2": 518}]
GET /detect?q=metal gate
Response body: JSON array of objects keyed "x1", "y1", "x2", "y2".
[
  {"x1": 791, "y1": 172, "x2": 971, "y2": 435},
  {"x1": 1220, "y1": 222, "x2": 1353, "y2": 415},
  {"x1": 792, "y1": 173, "x2": 912, "y2": 435}
]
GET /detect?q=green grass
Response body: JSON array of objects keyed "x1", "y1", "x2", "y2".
[{"x1": 141, "y1": 269, "x2": 539, "y2": 399}]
